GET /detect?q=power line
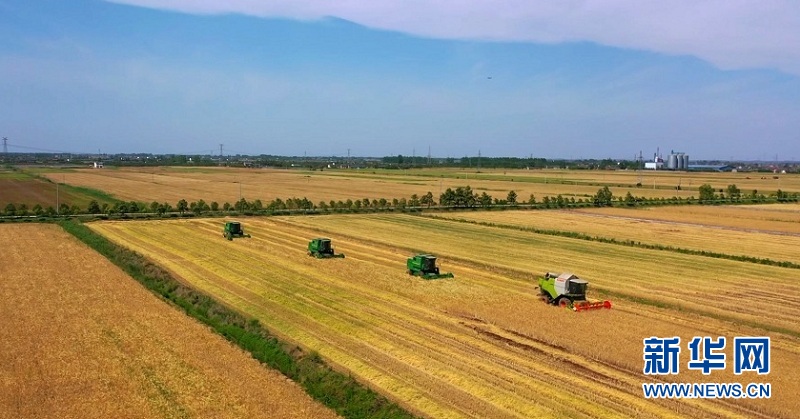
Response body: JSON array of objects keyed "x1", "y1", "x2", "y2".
[{"x1": 7, "y1": 143, "x2": 76, "y2": 154}]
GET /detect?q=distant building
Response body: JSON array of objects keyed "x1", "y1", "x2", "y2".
[
  {"x1": 93, "y1": 161, "x2": 104, "y2": 168},
  {"x1": 687, "y1": 164, "x2": 734, "y2": 172},
  {"x1": 645, "y1": 151, "x2": 664, "y2": 170},
  {"x1": 645, "y1": 161, "x2": 663, "y2": 170}
]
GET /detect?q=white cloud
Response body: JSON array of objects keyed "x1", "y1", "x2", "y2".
[{"x1": 105, "y1": 0, "x2": 800, "y2": 75}]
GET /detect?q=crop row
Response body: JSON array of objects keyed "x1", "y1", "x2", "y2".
[{"x1": 89, "y1": 217, "x2": 797, "y2": 418}]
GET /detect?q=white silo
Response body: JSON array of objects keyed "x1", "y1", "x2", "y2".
[{"x1": 668, "y1": 153, "x2": 678, "y2": 170}]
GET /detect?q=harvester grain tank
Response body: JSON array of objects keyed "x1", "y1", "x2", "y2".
[
  {"x1": 406, "y1": 254, "x2": 454, "y2": 279},
  {"x1": 308, "y1": 238, "x2": 345, "y2": 258},
  {"x1": 223, "y1": 221, "x2": 251, "y2": 240},
  {"x1": 538, "y1": 272, "x2": 611, "y2": 312}
]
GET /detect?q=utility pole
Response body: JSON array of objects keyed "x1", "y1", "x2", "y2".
[
  {"x1": 477, "y1": 149, "x2": 481, "y2": 171},
  {"x1": 427, "y1": 145, "x2": 431, "y2": 166},
  {"x1": 2, "y1": 137, "x2": 7, "y2": 155},
  {"x1": 220, "y1": 143, "x2": 224, "y2": 157}
]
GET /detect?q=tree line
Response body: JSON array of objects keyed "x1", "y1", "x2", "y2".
[{"x1": 2, "y1": 184, "x2": 798, "y2": 218}]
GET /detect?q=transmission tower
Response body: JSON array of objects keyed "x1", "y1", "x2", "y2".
[
  {"x1": 2, "y1": 137, "x2": 7, "y2": 155},
  {"x1": 637, "y1": 150, "x2": 644, "y2": 184},
  {"x1": 427, "y1": 145, "x2": 431, "y2": 166}
]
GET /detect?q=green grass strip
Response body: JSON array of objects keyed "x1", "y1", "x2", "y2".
[{"x1": 59, "y1": 219, "x2": 415, "y2": 419}]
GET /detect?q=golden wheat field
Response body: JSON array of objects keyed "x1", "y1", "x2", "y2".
[
  {"x1": 90, "y1": 215, "x2": 800, "y2": 418},
  {"x1": 38, "y1": 166, "x2": 800, "y2": 205},
  {"x1": 431, "y1": 204, "x2": 800, "y2": 264},
  {"x1": 575, "y1": 204, "x2": 800, "y2": 234},
  {"x1": 0, "y1": 224, "x2": 337, "y2": 419}
]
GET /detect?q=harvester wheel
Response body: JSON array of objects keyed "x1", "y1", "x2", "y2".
[{"x1": 557, "y1": 297, "x2": 572, "y2": 309}]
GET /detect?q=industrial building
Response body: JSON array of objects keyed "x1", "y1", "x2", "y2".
[{"x1": 644, "y1": 150, "x2": 689, "y2": 170}]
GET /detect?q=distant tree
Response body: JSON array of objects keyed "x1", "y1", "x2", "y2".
[
  {"x1": 156, "y1": 203, "x2": 167, "y2": 215},
  {"x1": 88, "y1": 200, "x2": 102, "y2": 214},
  {"x1": 177, "y1": 199, "x2": 189, "y2": 214},
  {"x1": 59, "y1": 203, "x2": 72, "y2": 215},
  {"x1": 726, "y1": 184, "x2": 741, "y2": 201},
  {"x1": 128, "y1": 201, "x2": 140, "y2": 213},
  {"x1": 113, "y1": 201, "x2": 129, "y2": 215},
  {"x1": 479, "y1": 192, "x2": 493, "y2": 207},
  {"x1": 210, "y1": 201, "x2": 219, "y2": 212},
  {"x1": 362, "y1": 198, "x2": 371, "y2": 208},
  {"x1": 191, "y1": 200, "x2": 205, "y2": 215},
  {"x1": 4, "y1": 203, "x2": 15, "y2": 215},
  {"x1": 527, "y1": 194, "x2": 537, "y2": 205},
  {"x1": 625, "y1": 192, "x2": 636, "y2": 207},
  {"x1": 698, "y1": 184, "x2": 715, "y2": 203},
  {"x1": 409, "y1": 194, "x2": 420, "y2": 207},
  {"x1": 555, "y1": 194, "x2": 565, "y2": 208},
  {"x1": 506, "y1": 190, "x2": 518, "y2": 206},
  {"x1": 32, "y1": 204, "x2": 44, "y2": 216},
  {"x1": 234, "y1": 198, "x2": 249, "y2": 212},
  {"x1": 16, "y1": 203, "x2": 28, "y2": 216},
  {"x1": 593, "y1": 186, "x2": 614, "y2": 207},
  {"x1": 420, "y1": 191, "x2": 435, "y2": 207},
  {"x1": 149, "y1": 201, "x2": 160, "y2": 213},
  {"x1": 439, "y1": 188, "x2": 455, "y2": 206},
  {"x1": 541, "y1": 196, "x2": 551, "y2": 208}
]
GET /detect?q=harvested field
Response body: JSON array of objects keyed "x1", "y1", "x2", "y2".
[
  {"x1": 37, "y1": 166, "x2": 800, "y2": 206},
  {"x1": 91, "y1": 216, "x2": 800, "y2": 418},
  {"x1": 574, "y1": 204, "x2": 800, "y2": 234},
  {"x1": 430, "y1": 205, "x2": 800, "y2": 264},
  {"x1": 0, "y1": 169, "x2": 109, "y2": 209},
  {"x1": 0, "y1": 224, "x2": 337, "y2": 419}
]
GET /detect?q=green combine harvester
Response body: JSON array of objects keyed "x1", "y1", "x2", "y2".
[
  {"x1": 223, "y1": 221, "x2": 251, "y2": 241},
  {"x1": 406, "y1": 254, "x2": 454, "y2": 280},
  {"x1": 538, "y1": 272, "x2": 611, "y2": 312},
  {"x1": 307, "y1": 238, "x2": 345, "y2": 258}
]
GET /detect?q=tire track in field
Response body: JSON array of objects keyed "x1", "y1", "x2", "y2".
[
  {"x1": 218, "y1": 219, "x2": 764, "y2": 419},
  {"x1": 99, "y1": 221, "x2": 647, "y2": 417},
  {"x1": 92, "y1": 220, "x2": 793, "y2": 419}
]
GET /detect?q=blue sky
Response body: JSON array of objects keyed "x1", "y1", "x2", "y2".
[{"x1": 2, "y1": 0, "x2": 799, "y2": 160}]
